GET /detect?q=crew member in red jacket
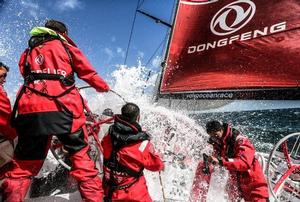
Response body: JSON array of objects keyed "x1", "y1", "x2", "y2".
[
  {"x1": 0, "y1": 62, "x2": 16, "y2": 171},
  {"x1": 0, "y1": 20, "x2": 109, "y2": 202},
  {"x1": 101, "y1": 103, "x2": 164, "y2": 202},
  {"x1": 191, "y1": 120, "x2": 269, "y2": 202}
]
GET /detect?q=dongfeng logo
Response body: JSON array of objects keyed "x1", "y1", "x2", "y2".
[
  {"x1": 35, "y1": 54, "x2": 44, "y2": 65},
  {"x1": 210, "y1": 0, "x2": 256, "y2": 36}
]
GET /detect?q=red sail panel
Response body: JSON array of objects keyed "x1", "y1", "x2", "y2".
[{"x1": 160, "y1": 0, "x2": 300, "y2": 94}]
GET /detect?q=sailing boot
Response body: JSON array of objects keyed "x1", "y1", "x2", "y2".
[
  {"x1": 1, "y1": 177, "x2": 31, "y2": 202},
  {"x1": 78, "y1": 176, "x2": 104, "y2": 202}
]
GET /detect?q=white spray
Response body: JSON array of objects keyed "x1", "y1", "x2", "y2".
[{"x1": 80, "y1": 64, "x2": 228, "y2": 201}]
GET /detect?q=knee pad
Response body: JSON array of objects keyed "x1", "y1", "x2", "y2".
[{"x1": 56, "y1": 128, "x2": 87, "y2": 155}]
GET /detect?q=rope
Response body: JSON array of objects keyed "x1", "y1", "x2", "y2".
[
  {"x1": 159, "y1": 171, "x2": 166, "y2": 202},
  {"x1": 109, "y1": 89, "x2": 127, "y2": 103},
  {"x1": 138, "y1": 0, "x2": 145, "y2": 7},
  {"x1": 124, "y1": 0, "x2": 141, "y2": 66},
  {"x1": 78, "y1": 85, "x2": 127, "y2": 103}
]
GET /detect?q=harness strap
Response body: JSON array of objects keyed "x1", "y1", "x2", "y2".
[
  {"x1": 24, "y1": 72, "x2": 75, "y2": 86},
  {"x1": 104, "y1": 159, "x2": 144, "y2": 178},
  {"x1": 24, "y1": 48, "x2": 32, "y2": 77},
  {"x1": 56, "y1": 34, "x2": 76, "y2": 71},
  {"x1": 24, "y1": 33, "x2": 76, "y2": 86},
  {"x1": 11, "y1": 85, "x2": 26, "y2": 127},
  {"x1": 11, "y1": 84, "x2": 76, "y2": 126},
  {"x1": 11, "y1": 32, "x2": 80, "y2": 126},
  {"x1": 104, "y1": 147, "x2": 144, "y2": 200},
  {"x1": 25, "y1": 85, "x2": 76, "y2": 117},
  {"x1": 104, "y1": 176, "x2": 140, "y2": 202}
]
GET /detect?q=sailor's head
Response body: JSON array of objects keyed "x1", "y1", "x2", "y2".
[
  {"x1": 0, "y1": 62, "x2": 9, "y2": 85},
  {"x1": 206, "y1": 120, "x2": 224, "y2": 139},
  {"x1": 102, "y1": 108, "x2": 114, "y2": 117},
  {"x1": 45, "y1": 19, "x2": 68, "y2": 35},
  {"x1": 121, "y1": 102, "x2": 140, "y2": 123}
]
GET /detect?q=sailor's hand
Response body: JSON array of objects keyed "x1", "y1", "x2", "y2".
[
  {"x1": 208, "y1": 155, "x2": 219, "y2": 165},
  {"x1": 96, "y1": 86, "x2": 110, "y2": 93}
]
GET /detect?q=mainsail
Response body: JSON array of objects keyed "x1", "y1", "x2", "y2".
[{"x1": 158, "y1": 0, "x2": 300, "y2": 100}]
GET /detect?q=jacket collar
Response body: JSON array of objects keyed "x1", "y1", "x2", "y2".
[
  {"x1": 30, "y1": 27, "x2": 77, "y2": 47},
  {"x1": 114, "y1": 114, "x2": 142, "y2": 133},
  {"x1": 30, "y1": 27, "x2": 66, "y2": 41},
  {"x1": 222, "y1": 123, "x2": 231, "y2": 145},
  {"x1": 109, "y1": 115, "x2": 149, "y2": 148}
]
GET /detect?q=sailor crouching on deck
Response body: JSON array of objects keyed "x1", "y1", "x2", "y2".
[
  {"x1": 101, "y1": 103, "x2": 164, "y2": 202},
  {"x1": 191, "y1": 120, "x2": 269, "y2": 202}
]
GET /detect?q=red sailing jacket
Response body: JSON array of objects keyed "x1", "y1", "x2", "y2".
[
  {"x1": 101, "y1": 116, "x2": 164, "y2": 201},
  {"x1": 219, "y1": 124, "x2": 269, "y2": 201},
  {"x1": 17, "y1": 30, "x2": 109, "y2": 133},
  {"x1": 0, "y1": 86, "x2": 16, "y2": 140}
]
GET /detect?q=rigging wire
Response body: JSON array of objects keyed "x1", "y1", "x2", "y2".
[
  {"x1": 170, "y1": 0, "x2": 178, "y2": 22},
  {"x1": 138, "y1": 0, "x2": 145, "y2": 7},
  {"x1": 156, "y1": 0, "x2": 176, "y2": 68},
  {"x1": 141, "y1": 37, "x2": 167, "y2": 95},
  {"x1": 155, "y1": 0, "x2": 178, "y2": 100},
  {"x1": 124, "y1": 0, "x2": 176, "y2": 95},
  {"x1": 123, "y1": 0, "x2": 141, "y2": 66},
  {"x1": 161, "y1": 0, "x2": 177, "y2": 62},
  {"x1": 124, "y1": 0, "x2": 173, "y2": 67},
  {"x1": 142, "y1": 0, "x2": 176, "y2": 94},
  {"x1": 145, "y1": 37, "x2": 166, "y2": 67},
  {"x1": 145, "y1": 0, "x2": 177, "y2": 81}
]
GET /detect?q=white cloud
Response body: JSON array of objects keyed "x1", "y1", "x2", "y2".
[
  {"x1": 104, "y1": 47, "x2": 114, "y2": 63},
  {"x1": 152, "y1": 56, "x2": 162, "y2": 67},
  {"x1": 111, "y1": 36, "x2": 116, "y2": 42},
  {"x1": 21, "y1": 0, "x2": 39, "y2": 9},
  {"x1": 57, "y1": 0, "x2": 82, "y2": 11},
  {"x1": 20, "y1": 0, "x2": 39, "y2": 18},
  {"x1": 137, "y1": 51, "x2": 144, "y2": 58},
  {"x1": 117, "y1": 47, "x2": 125, "y2": 58},
  {"x1": 104, "y1": 48, "x2": 113, "y2": 57}
]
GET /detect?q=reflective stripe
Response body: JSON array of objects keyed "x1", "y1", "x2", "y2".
[
  {"x1": 139, "y1": 140, "x2": 149, "y2": 152},
  {"x1": 228, "y1": 158, "x2": 234, "y2": 162}
]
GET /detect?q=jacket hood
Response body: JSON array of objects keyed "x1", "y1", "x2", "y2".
[{"x1": 109, "y1": 115, "x2": 150, "y2": 148}]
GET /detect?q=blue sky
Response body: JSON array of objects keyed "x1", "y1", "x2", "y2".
[{"x1": 0, "y1": 0, "x2": 175, "y2": 92}]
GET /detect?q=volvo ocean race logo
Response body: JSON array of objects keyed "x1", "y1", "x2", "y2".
[
  {"x1": 210, "y1": 0, "x2": 256, "y2": 36},
  {"x1": 187, "y1": 0, "x2": 287, "y2": 54}
]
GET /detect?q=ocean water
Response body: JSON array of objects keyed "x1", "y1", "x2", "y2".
[{"x1": 191, "y1": 108, "x2": 300, "y2": 153}]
